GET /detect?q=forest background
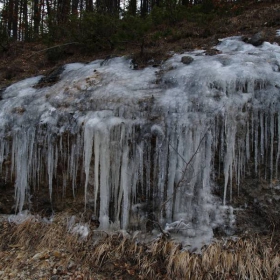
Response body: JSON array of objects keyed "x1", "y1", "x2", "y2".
[{"x1": 0, "y1": 0, "x2": 280, "y2": 88}]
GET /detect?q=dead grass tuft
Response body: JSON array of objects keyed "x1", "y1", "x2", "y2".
[{"x1": 0, "y1": 216, "x2": 280, "y2": 279}]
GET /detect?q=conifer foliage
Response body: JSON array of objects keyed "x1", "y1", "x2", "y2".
[{"x1": 0, "y1": 0, "x2": 263, "y2": 52}]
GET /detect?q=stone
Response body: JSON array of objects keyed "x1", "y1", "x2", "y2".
[
  {"x1": 53, "y1": 250, "x2": 62, "y2": 259},
  {"x1": 248, "y1": 32, "x2": 265, "y2": 46},
  {"x1": 67, "y1": 261, "x2": 76, "y2": 270},
  {"x1": 35, "y1": 66, "x2": 65, "y2": 88},
  {"x1": 205, "y1": 49, "x2": 221, "y2": 56},
  {"x1": 130, "y1": 59, "x2": 138, "y2": 70},
  {"x1": 0, "y1": 87, "x2": 6, "y2": 100},
  {"x1": 32, "y1": 252, "x2": 42, "y2": 260},
  {"x1": 56, "y1": 266, "x2": 64, "y2": 274},
  {"x1": 8, "y1": 272, "x2": 17, "y2": 278},
  {"x1": 181, "y1": 56, "x2": 194, "y2": 65}
]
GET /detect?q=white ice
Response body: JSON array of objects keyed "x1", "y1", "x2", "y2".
[{"x1": 1, "y1": 36, "x2": 280, "y2": 248}]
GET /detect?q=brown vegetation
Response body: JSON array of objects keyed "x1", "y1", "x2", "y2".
[{"x1": 0, "y1": 214, "x2": 279, "y2": 279}]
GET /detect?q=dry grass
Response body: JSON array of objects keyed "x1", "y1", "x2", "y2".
[{"x1": 0, "y1": 215, "x2": 280, "y2": 279}]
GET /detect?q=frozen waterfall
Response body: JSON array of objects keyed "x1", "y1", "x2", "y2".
[{"x1": 1, "y1": 36, "x2": 280, "y2": 245}]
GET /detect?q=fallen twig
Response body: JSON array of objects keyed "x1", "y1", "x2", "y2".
[{"x1": 28, "y1": 42, "x2": 81, "y2": 58}]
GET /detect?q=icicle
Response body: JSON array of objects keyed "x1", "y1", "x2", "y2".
[
  {"x1": 203, "y1": 131, "x2": 212, "y2": 190},
  {"x1": 260, "y1": 112, "x2": 264, "y2": 161},
  {"x1": 254, "y1": 112, "x2": 258, "y2": 175},
  {"x1": 157, "y1": 131, "x2": 168, "y2": 222},
  {"x1": 229, "y1": 161, "x2": 233, "y2": 202},
  {"x1": 54, "y1": 144, "x2": 58, "y2": 180},
  {"x1": 137, "y1": 142, "x2": 144, "y2": 196},
  {"x1": 237, "y1": 146, "x2": 241, "y2": 195},
  {"x1": 13, "y1": 129, "x2": 34, "y2": 212},
  {"x1": 165, "y1": 124, "x2": 178, "y2": 221},
  {"x1": 264, "y1": 115, "x2": 268, "y2": 180},
  {"x1": 246, "y1": 120, "x2": 250, "y2": 160},
  {"x1": 270, "y1": 113, "x2": 274, "y2": 183},
  {"x1": 219, "y1": 117, "x2": 224, "y2": 178},
  {"x1": 98, "y1": 127, "x2": 110, "y2": 230},
  {"x1": 276, "y1": 115, "x2": 280, "y2": 178},
  {"x1": 47, "y1": 135, "x2": 54, "y2": 200},
  {"x1": 93, "y1": 132, "x2": 100, "y2": 215},
  {"x1": 173, "y1": 126, "x2": 184, "y2": 216},
  {"x1": 112, "y1": 125, "x2": 124, "y2": 222},
  {"x1": 223, "y1": 115, "x2": 236, "y2": 205},
  {"x1": 251, "y1": 111, "x2": 254, "y2": 155},
  {"x1": 121, "y1": 146, "x2": 130, "y2": 229},
  {"x1": 144, "y1": 139, "x2": 151, "y2": 199},
  {"x1": 83, "y1": 118, "x2": 95, "y2": 207}
]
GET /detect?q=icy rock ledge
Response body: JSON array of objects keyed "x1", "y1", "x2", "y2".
[{"x1": 1, "y1": 36, "x2": 280, "y2": 248}]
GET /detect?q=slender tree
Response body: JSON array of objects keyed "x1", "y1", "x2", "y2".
[
  {"x1": 71, "y1": 0, "x2": 79, "y2": 15},
  {"x1": 8, "y1": 0, "x2": 13, "y2": 36},
  {"x1": 22, "y1": 0, "x2": 28, "y2": 39},
  {"x1": 140, "y1": 0, "x2": 149, "y2": 17},
  {"x1": 128, "y1": 0, "x2": 137, "y2": 15},
  {"x1": 182, "y1": 0, "x2": 190, "y2": 5},
  {"x1": 85, "y1": 0, "x2": 93, "y2": 12},
  {"x1": 33, "y1": 0, "x2": 40, "y2": 36}
]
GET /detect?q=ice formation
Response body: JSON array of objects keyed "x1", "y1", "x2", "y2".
[{"x1": 1, "y1": 36, "x2": 280, "y2": 245}]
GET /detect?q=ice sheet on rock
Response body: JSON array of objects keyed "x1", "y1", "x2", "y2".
[
  {"x1": 71, "y1": 223, "x2": 89, "y2": 239},
  {"x1": 217, "y1": 36, "x2": 256, "y2": 53},
  {"x1": 8, "y1": 210, "x2": 38, "y2": 224},
  {"x1": 1, "y1": 37, "x2": 280, "y2": 248},
  {"x1": 2, "y1": 76, "x2": 43, "y2": 99}
]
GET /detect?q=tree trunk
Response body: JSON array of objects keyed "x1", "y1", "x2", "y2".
[
  {"x1": 128, "y1": 0, "x2": 137, "y2": 15},
  {"x1": 57, "y1": 0, "x2": 70, "y2": 23},
  {"x1": 151, "y1": 0, "x2": 160, "y2": 7},
  {"x1": 72, "y1": 0, "x2": 79, "y2": 15},
  {"x1": 33, "y1": 0, "x2": 40, "y2": 36},
  {"x1": 8, "y1": 0, "x2": 14, "y2": 37},
  {"x1": 85, "y1": 0, "x2": 93, "y2": 12},
  {"x1": 23, "y1": 0, "x2": 28, "y2": 39},
  {"x1": 182, "y1": 0, "x2": 190, "y2": 5},
  {"x1": 12, "y1": 0, "x2": 18, "y2": 39},
  {"x1": 141, "y1": 0, "x2": 149, "y2": 17}
]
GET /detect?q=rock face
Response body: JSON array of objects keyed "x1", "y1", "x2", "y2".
[
  {"x1": 35, "y1": 66, "x2": 65, "y2": 88},
  {"x1": 1, "y1": 36, "x2": 280, "y2": 246},
  {"x1": 234, "y1": 179, "x2": 280, "y2": 233}
]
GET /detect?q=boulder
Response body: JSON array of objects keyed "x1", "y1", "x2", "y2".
[
  {"x1": 35, "y1": 66, "x2": 65, "y2": 88},
  {"x1": 247, "y1": 32, "x2": 265, "y2": 46},
  {"x1": 181, "y1": 56, "x2": 194, "y2": 65}
]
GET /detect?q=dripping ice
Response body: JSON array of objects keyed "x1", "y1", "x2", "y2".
[{"x1": 1, "y1": 36, "x2": 280, "y2": 248}]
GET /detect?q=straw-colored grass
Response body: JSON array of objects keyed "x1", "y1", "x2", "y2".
[{"x1": 0, "y1": 215, "x2": 279, "y2": 279}]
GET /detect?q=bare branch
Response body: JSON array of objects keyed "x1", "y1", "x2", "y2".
[
  {"x1": 28, "y1": 42, "x2": 81, "y2": 58},
  {"x1": 160, "y1": 124, "x2": 212, "y2": 212}
]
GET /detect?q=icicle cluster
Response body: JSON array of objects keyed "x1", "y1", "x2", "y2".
[{"x1": 1, "y1": 37, "x2": 280, "y2": 241}]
